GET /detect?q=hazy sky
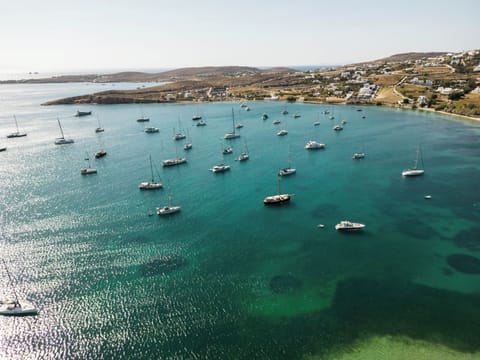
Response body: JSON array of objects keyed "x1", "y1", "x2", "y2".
[{"x1": 2, "y1": 0, "x2": 479, "y2": 72}]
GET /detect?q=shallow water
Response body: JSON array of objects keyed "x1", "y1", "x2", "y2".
[{"x1": 1, "y1": 83, "x2": 480, "y2": 359}]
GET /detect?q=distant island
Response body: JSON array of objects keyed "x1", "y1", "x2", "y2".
[{"x1": 4, "y1": 51, "x2": 480, "y2": 120}]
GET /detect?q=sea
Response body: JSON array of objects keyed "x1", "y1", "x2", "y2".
[{"x1": 1, "y1": 81, "x2": 480, "y2": 360}]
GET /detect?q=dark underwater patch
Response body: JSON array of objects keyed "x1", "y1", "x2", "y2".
[
  {"x1": 447, "y1": 254, "x2": 480, "y2": 274},
  {"x1": 140, "y1": 254, "x2": 188, "y2": 277},
  {"x1": 453, "y1": 228, "x2": 480, "y2": 251},
  {"x1": 269, "y1": 274, "x2": 303, "y2": 293}
]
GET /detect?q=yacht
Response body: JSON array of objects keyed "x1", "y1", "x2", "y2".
[
  {"x1": 183, "y1": 142, "x2": 192, "y2": 150},
  {"x1": 192, "y1": 115, "x2": 202, "y2": 121},
  {"x1": 273, "y1": 119, "x2": 281, "y2": 125},
  {"x1": 333, "y1": 125, "x2": 343, "y2": 131},
  {"x1": 222, "y1": 146, "x2": 233, "y2": 155},
  {"x1": 335, "y1": 221, "x2": 365, "y2": 231},
  {"x1": 237, "y1": 152, "x2": 249, "y2": 161},
  {"x1": 277, "y1": 129, "x2": 288, "y2": 136},
  {"x1": 144, "y1": 127, "x2": 159, "y2": 133},
  {"x1": 210, "y1": 164, "x2": 230, "y2": 173},
  {"x1": 352, "y1": 153, "x2": 365, "y2": 159},
  {"x1": 305, "y1": 140, "x2": 325, "y2": 150}
]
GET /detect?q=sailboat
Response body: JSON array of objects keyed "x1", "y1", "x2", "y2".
[
  {"x1": 95, "y1": 116, "x2": 104, "y2": 133},
  {"x1": 402, "y1": 147, "x2": 425, "y2": 176},
  {"x1": 0, "y1": 259, "x2": 38, "y2": 316},
  {"x1": 263, "y1": 174, "x2": 294, "y2": 205},
  {"x1": 224, "y1": 108, "x2": 240, "y2": 139},
  {"x1": 183, "y1": 129, "x2": 192, "y2": 150},
  {"x1": 236, "y1": 139, "x2": 249, "y2": 161},
  {"x1": 173, "y1": 120, "x2": 186, "y2": 140},
  {"x1": 54, "y1": 117, "x2": 74, "y2": 145},
  {"x1": 352, "y1": 145, "x2": 365, "y2": 160},
  {"x1": 163, "y1": 143, "x2": 187, "y2": 167},
  {"x1": 278, "y1": 145, "x2": 296, "y2": 176},
  {"x1": 156, "y1": 183, "x2": 181, "y2": 215},
  {"x1": 80, "y1": 152, "x2": 97, "y2": 175},
  {"x1": 139, "y1": 155, "x2": 162, "y2": 189},
  {"x1": 6, "y1": 115, "x2": 27, "y2": 138},
  {"x1": 136, "y1": 104, "x2": 149, "y2": 122}
]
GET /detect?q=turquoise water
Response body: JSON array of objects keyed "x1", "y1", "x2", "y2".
[{"x1": 1, "y1": 83, "x2": 480, "y2": 359}]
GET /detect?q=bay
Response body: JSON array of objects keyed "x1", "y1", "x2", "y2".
[{"x1": 1, "y1": 83, "x2": 480, "y2": 359}]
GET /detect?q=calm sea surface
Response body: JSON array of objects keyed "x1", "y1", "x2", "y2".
[{"x1": 1, "y1": 82, "x2": 480, "y2": 359}]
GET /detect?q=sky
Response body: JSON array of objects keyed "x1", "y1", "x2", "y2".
[{"x1": 1, "y1": 0, "x2": 479, "y2": 73}]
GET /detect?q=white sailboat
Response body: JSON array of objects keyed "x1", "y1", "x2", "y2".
[
  {"x1": 54, "y1": 117, "x2": 74, "y2": 145},
  {"x1": 183, "y1": 129, "x2": 192, "y2": 150},
  {"x1": 95, "y1": 116, "x2": 104, "y2": 133},
  {"x1": 263, "y1": 174, "x2": 293, "y2": 205},
  {"x1": 236, "y1": 139, "x2": 249, "y2": 161},
  {"x1": 163, "y1": 143, "x2": 187, "y2": 167},
  {"x1": 402, "y1": 147, "x2": 425, "y2": 176},
  {"x1": 352, "y1": 145, "x2": 365, "y2": 160},
  {"x1": 139, "y1": 155, "x2": 163, "y2": 189},
  {"x1": 0, "y1": 259, "x2": 38, "y2": 316},
  {"x1": 6, "y1": 115, "x2": 27, "y2": 138},
  {"x1": 278, "y1": 145, "x2": 296, "y2": 176},
  {"x1": 305, "y1": 140, "x2": 326, "y2": 150},
  {"x1": 80, "y1": 152, "x2": 97, "y2": 175},
  {"x1": 335, "y1": 221, "x2": 365, "y2": 231},
  {"x1": 156, "y1": 185, "x2": 181, "y2": 215},
  {"x1": 224, "y1": 108, "x2": 241, "y2": 139}
]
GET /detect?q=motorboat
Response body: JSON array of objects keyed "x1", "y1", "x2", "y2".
[
  {"x1": 145, "y1": 127, "x2": 159, "y2": 133},
  {"x1": 277, "y1": 129, "x2": 288, "y2": 136},
  {"x1": 173, "y1": 132, "x2": 186, "y2": 140},
  {"x1": 196, "y1": 120, "x2": 207, "y2": 126},
  {"x1": 281, "y1": 109, "x2": 288, "y2": 115},
  {"x1": 183, "y1": 142, "x2": 192, "y2": 150},
  {"x1": 293, "y1": 113, "x2": 301, "y2": 118},
  {"x1": 305, "y1": 140, "x2": 325, "y2": 150},
  {"x1": 237, "y1": 152, "x2": 249, "y2": 161},
  {"x1": 278, "y1": 167, "x2": 296, "y2": 176},
  {"x1": 0, "y1": 147, "x2": 6, "y2": 152},
  {"x1": 341, "y1": 120, "x2": 347, "y2": 124},
  {"x1": 210, "y1": 164, "x2": 230, "y2": 173},
  {"x1": 313, "y1": 121, "x2": 320, "y2": 126},
  {"x1": 95, "y1": 150, "x2": 107, "y2": 158},
  {"x1": 333, "y1": 125, "x2": 343, "y2": 131},
  {"x1": 335, "y1": 221, "x2": 365, "y2": 231},
  {"x1": 157, "y1": 205, "x2": 181, "y2": 215},
  {"x1": 352, "y1": 152, "x2": 365, "y2": 159},
  {"x1": 192, "y1": 115, "x2": 202, "y2": 120},
  {"x1": 262, "y1": 113, "x2": 269, "y2": 120},
  {"x1": 235, "y1": 123, "x2": 244, "y2": 129},
  {"x1": 273, "y1": 119, "x2": 281, "y2": 124},
  {"x1": 95, "y1": 127, "x2": 104, "y2": 133},
  {"x1": 80, "y1": 167, "x2": 97, "y2": 175},
  {"x1": 163, "y1": 158, "x2": 187, "y2": 167},
  {"x1": 222, "y1": 146, "x2": 233, "y2": 155},
  {"x1": 75, "y1": 110, "x2": 92, "y2": 117},
  {"x1": 137, "y1": 117, "x2": 150, "y2": 122}
]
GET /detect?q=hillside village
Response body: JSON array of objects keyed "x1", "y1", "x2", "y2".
[{"x1": 38, "y1": 50, "x2": 480, "y2": 119}]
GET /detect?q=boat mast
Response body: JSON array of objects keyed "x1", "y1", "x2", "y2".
[
  {"x1": 277, "y1": 174, "x2": 281, "y2": 195},
  {"x1": 2, "y1": 259, "x2": 20, "y2": 306},
  {"x1": 149, "y1": 154, "x2": 154, "y2": 182},
  {"x1": 231, "y1": 108, "x2": 235, "y2": 135},
  {"x1": 13, "y1": 115, "x2": 20, "y2": 133},
  {"x1": 419, "y1": 146, "x2": 424, "y2": 170},
  {"x1": 57, "y1": 117, "x2": 65, "y2": 139}
]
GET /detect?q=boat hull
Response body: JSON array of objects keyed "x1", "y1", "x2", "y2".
[
  {"x1": 139, "y1": 182, "x2": 162, "y2": 190},
  {"x1": 157, "y1": 206, "x2": 181, "y2": 215},
  {"x1": 402, "y1": 169, "x2": 424, "y2": 176},
  {"x1": 263, "y1": 194, "x2": 291, "y2": 205},
  {"x1": 0, "y1": 300, "x2": 38, "y2": 316}
]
